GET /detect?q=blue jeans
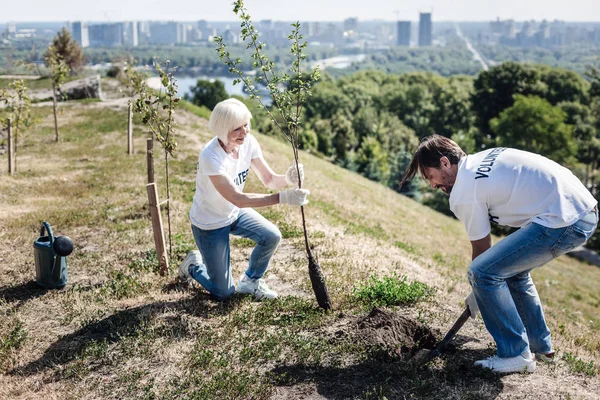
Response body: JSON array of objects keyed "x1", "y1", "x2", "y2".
[
  {"x1": 468, "y1": 207, "x2": 598, "y2": 358},
  {"x1": 190, "y1": 208, "x2": 282, "y2": 301}
]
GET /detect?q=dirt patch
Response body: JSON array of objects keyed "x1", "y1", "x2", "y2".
[{"x1": 354, "y1": 308, "x2": 438, "y2": 360}]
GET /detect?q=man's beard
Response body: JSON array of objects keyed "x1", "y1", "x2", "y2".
[{"x1": 440, "y1": 185, "x2": 453, "y2": 195}]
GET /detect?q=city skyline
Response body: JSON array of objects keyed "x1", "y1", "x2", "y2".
[{"x1": 2, "y1": 0, "x2": 600, "y2": 23}]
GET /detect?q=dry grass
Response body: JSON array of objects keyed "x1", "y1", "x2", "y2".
[{"x1": 0, "y1": 99, "x2": 599, "y2": 399}]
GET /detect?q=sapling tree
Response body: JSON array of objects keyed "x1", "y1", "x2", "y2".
[
  {"x1": 118, "y1": 57, "x2": 149, "y2": 99},
  {"x1": 45, "y1": 45, "x2": 69, "y2": 142},
  {"x1": 0, "y1": 79, "x2": 32, "y2": 172},
  {"x1": 133, "y1": 59, "x2": 180, "y2": 259},
  {"x1": 216, "y1": 0, "x2": 332, "y2": 310},
  {"x1": 118, "y1": 58, "x2": 149, "y2": 154}
]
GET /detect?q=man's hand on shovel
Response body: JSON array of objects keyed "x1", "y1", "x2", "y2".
[{"x1": 464, "y1": 291, "x2": 480, "y2": 318}]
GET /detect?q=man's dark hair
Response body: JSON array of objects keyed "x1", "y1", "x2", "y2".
[{"x1": 400, "y1": 134, "x2": 466, "y2": 188}]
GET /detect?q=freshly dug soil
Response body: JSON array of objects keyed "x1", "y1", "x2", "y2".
[{"x1": 355, "y1": 307, "x2": 438, "y2": 360}]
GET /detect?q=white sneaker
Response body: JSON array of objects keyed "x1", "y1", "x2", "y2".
[
  {"x1": 179, "y1": 250, "x2": 202, "y2": 283},
  {"x1": 534, "y1": 351, "x2": 556, "y2": 364},
  {"x1": 474, "y1": 350, "x2": 536, "y2": 373},
  {"x1": 236, "y1": 274, "x2": 278, "y2": 300}
]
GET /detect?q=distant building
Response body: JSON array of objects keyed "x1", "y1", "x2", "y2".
[
  {"x1": 221, "y1": 29, "x2": 239, "y2": 44},
  {"x1": 7, "y1": 22, "x2": 17, "y2": 37},
  {"x1": 177, "y1": 23, "x2": 188, "y2": 43},
  {"x1": 149, "y1": 22, "x2": 179, "y2": 45},
  {"x1": 396, "y1": 21, "x2": 411, "y2": 46},
  {"x1": 197, "y1": 20, "x2": 208, "y2": 31},
  {"x1": 418, "y1": 12, "x2": 432, "y2": 46},
  {"x1": 344, "y1": 17, "x2": 359, "y2": 32},
  {"x1": 137, "y1": 21, "x2": 150, "y2": 44},
  {"x1": 72, "y1": 22, "x2": 89, "y2": 48},
  {"x1": 260, "y1": 19, "x2": 273, "y2": 31},
  {"x1": 89, "y1": 23, "x2": 123, "y2": 47},
  {"x1": 307, "y1": 22, "x2": 321, "y2": 37},
  {"x1": 196, "y1": 20, "x2": 216, "y2": 41},
  {"x1": 123, "y1": 21, "x2": 138, "y2": 47}
]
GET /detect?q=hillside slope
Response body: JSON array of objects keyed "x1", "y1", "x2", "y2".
[{"x1": 0, "y1": 101, "x2": 598, "y2": 399}]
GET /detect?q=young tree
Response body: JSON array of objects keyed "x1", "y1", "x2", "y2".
[
  {"x1": 45, "y1": 46, "x2": 69, "y2": 142},
  {"x1": 0, "y1": 79, "x2": 32, "y2": 172},
  {"x1": 216, "y1": 0, "x2": 332, "y2": 310},
  {"x1": 43, "y1": 27, "x2": 85, "y2": 74},
  {"x1": 133, "y1": 59, "x2": 180, "y2": 259},
  {"x1": 118, "y1": 58, "x2": 148, "y2": 98}
]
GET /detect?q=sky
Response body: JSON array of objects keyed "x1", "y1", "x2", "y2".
[{"x1": 2, "y1": 0, "x2": 600, "y2": 23}]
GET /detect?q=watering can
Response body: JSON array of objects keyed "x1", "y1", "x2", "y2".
[{"x1": 33, "y1": 222, "x2": 73, "y2": 289}]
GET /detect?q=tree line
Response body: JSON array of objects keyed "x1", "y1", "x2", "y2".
[{"x1": 188, "y1": 61, "x2": 600, "y2": 250}]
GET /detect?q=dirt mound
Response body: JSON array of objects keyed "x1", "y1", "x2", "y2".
[{"x1": 355, "y1": 308, "x2": 438, "y2": 360}]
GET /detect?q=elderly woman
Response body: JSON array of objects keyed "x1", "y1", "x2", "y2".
[{"x1": 179, "y1": 98, "x2": 309, "y2": 301}]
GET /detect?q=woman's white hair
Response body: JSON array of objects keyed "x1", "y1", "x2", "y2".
[{"x1": 208, "y1": 98, "x2": 252, "y2": 143}]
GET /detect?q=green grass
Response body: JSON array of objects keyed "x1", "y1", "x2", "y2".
[
  {"x1": 311, "y1": 199, "x2": 390, "y2": 240},
  {"x1": 231, "y1": 237, "x2": 256, "y2": 248},
  {"x1": 0, "y1": 319, "x2": 28, "y2": 372},
  {"x1": 1, "y1": 100, "x2": 599, "y2": 399},
  {"x1": 179, "y1": 99, "x2": 211, "y2": 120},
  {"x1": 0, "y1": 75, "x2": 80, "y2": 90},
  {"x1": 395, "y1": 241, "x2": 418, "y2": 255},
  {"x1": 563, "y1": 352, "x2": 599, "y2": 376},
  {"x1": 352, "y1": 273, "x2": 435, "y2": 308}
]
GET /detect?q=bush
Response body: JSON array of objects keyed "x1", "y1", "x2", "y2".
[
  {"x1": 105, "y1": 65, "x2": 121, "y2": 78},
  {"x1": 352, "y1": 273, "x2": 435, "y2": 308}
]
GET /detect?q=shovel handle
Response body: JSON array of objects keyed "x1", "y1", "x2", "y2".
[{"x1": 434, "y1": 307, "x2": 471, "y2": 353}]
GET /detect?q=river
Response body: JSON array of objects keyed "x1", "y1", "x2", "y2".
[{"x1": 166, "y1": 54, "x2": 366, "y2": 98}]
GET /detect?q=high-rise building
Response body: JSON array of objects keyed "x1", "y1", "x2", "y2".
[
  {"x1": 260, "y1": 19, "x2": 273, "y2": 31},
  {"x1": 149, "y1": 22, "x2": 179, "y2": 45},
  {"x1": 123, "y1": 21, "x2": 138, "y2": 47},
  {"x1": 89, "y1": 23, "x2": 123, "y2": 47},
  {"x1": 308, "y1": 22, "x2": 321, "y2": 37},
  {"x1": 396, "y1": 21, "x2": 411, "y2": 46},
  {"x1": 72, "y1": 22, "x2": 89, "y2": 47},
  {"x1": 7, "y1": 22, "x2": 17, "y2": 36},
  {"x1": 418, "y1": 12, "x2": 432, "y2": 46},
  {"x1": 344, "y1": 17, "x2": 359, "y2": 32},
  {"x1": 177, "y1": 23, "x2": 188, "y2": 43}
]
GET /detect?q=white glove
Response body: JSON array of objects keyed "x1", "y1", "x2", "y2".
[
  {"x1": 465, "y1": 291, "x2": 480, "y2": 319},
  {"x1": 285, "y1": 163, "x2": 304, "y2": 186},
  {"x1": 279, "y1": 188, "x2": 310, "y2": 206}
]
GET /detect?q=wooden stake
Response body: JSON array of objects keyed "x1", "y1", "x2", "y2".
[
  {"x1": 147, "y1": 137, "x2": 154, "y2": 184},
  {"x1": 127, "y1": 104, "x2": 133, "y2": 155},
  {"x1": 147, "y1": 183, "x2": 169, "y2": 276},
  {"x1": 52, "y1": 87, "x2": 59, "y2": 142},
  {"x1": 7, "y1": 118, "x2": 13, "y2": 175}
]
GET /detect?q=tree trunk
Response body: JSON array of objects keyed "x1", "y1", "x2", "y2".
[
  {"x1": 294, "y1": 156, "x2": 332, "y2": 310},
  {"x1": 301, "y1": 206, "x2": 332, "y2": 310}
]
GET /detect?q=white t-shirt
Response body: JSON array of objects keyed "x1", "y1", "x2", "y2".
[
  {"x1": 190, "y1": 134, "x2": 262, "y2": 230},
  {"x1": 449, "y1": 148, "x2": 597, "y2": 241}
]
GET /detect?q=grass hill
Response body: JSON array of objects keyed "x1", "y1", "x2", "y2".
[{"x1": 0, "y1": 99, "x2": 599, "y2": 399}]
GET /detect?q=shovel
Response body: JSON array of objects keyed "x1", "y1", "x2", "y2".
[{"x1": 412, "y1": 307, "x2": 472, "y2": 364}]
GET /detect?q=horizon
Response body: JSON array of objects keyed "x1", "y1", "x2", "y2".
[
  {"x1": 2, "y1": 0, "x2": 600, "y2": 24},
  {"x1": 3, "y1": 18, "x2": 600, "y2": 24}
]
